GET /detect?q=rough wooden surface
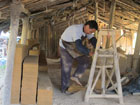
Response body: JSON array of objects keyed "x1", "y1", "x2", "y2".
[
  {"x1": 37, "y1": 71, "x2": 53, "y2": 105},
  {"x1": 2, "y1": 2, "x2": 21, "y2": 105},
  {"x1": 21, "y1": 17, "x2": 29, "y2": 44},
  {"x1": 132, "y1": 23, "x2": 140, "y2": 73},
  {"x1": 29, "y1": 49, "x2": 40, "y2": 56},
  {"x1": 11, "y1": 44, "x2": 28, "y2": 104},
  {"x1": 21, "y1": 56, "x2": 38, "y2": 105},
  {"x1": 39, "y1": 50, "x2": 48, "y2": 71}
]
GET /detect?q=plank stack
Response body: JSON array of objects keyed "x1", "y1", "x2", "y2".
[
  {"x1": 11, "y1": 44, "x2": 28, "y2": 104},
  {"x1": 21, "y1": 56, "x2": 38, "y2": 105}
]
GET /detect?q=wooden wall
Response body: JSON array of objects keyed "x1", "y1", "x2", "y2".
[{"x1": 36, "y1": 13, "x2": 135, "y2": 58}]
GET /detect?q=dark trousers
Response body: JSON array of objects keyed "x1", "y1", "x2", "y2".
[{"x1": 60, "y1": 47, "x2": 90, "y2": 92}]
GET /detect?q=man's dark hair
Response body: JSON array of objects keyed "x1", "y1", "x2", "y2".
[{"x1": 85, "y1": 20, "x2": 98, "y2": 30}]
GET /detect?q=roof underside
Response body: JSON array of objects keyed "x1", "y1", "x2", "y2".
[{"x1": 0, "y1": 0, "x2": 140, "y2": 32}]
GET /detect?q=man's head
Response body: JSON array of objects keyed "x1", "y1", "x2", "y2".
[{"x1": 84, "y1": 20, "x2": 98, "y2": 34}]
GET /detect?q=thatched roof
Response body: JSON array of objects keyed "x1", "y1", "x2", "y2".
[{"x1": 0, "y1": 0, "x2": 140, "y2": 32}]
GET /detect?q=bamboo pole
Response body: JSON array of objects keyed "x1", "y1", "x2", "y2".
[{"x1": 2, "y1": 1, "x2": 21, "y2": 105}]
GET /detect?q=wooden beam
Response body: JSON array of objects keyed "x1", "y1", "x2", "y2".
[
  {"x1": 117, "y1": 0, "x2": 140, "y2": 10},
  {"x1": 2, "y1": 1, "x2": 21, "y2": 105},
  {"x1": 26, "y1": 0, "x2": 70, "y2": 10},
  {"x1": 49, "y1": 2, "x2": 73, "y2": 9},
  {"x1": 0, "y1": 0, "x2": 10, "y2": 8},
  {"x1": 106, "y1": 0, "x2": 116, "y2": 48},
  {"x1": 95, "y1": 0, "x2": 98, "y2": 21},
  {"x1": 94, "y1": 0, "x2": 98, "y2": 38},
  {"x1": 132, "y1": 22, "x2": 140, "y2": 73},
  {"x1": 108, "y1": 0, "x2": 116, "y2": 29},
  {"x1": 20, "y1": 3, "x2": 30, "y2": 15}
]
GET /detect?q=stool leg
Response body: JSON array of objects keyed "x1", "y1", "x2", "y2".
[
  {"x1": 114, "y1": 60, "x2": 124, "y2": 104},
  {"x1": 84, "y1": 67, "x2": 96, "y2": 102},
  {"x1": 90, "y1": 69, "x2": 102, "y2": 95},
  {"x1": 102, "y1": 66, "x2": 106, "y2": 95}
]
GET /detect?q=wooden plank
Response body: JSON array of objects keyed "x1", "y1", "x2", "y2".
[
  {"x1": 37, "y1": 71, "x2": 53, "y2": 105},
  {"x1": 29, "y1": 49, "x2": 40, "y2": 56},
  {"x1": 89, "y1": 94, "x2": 119, "y2": 98},
  {"x1": 11, "y1": 44, "x2": 28, "y2": 104},
  {"x1": 21, "y1": 56, "x2": 39, "y2": 105},
  {"x1": 98, "y1": 55, "x2": 113, "y2": 57},
  {"x1": 96, "y1": 65, "x2": 113, "y2": 68}
]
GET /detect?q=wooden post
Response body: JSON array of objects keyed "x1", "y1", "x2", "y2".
[
  {"x1": 106, "y1": 0, "x2": 116, "y2": 48},
  {"x1": 47, "y1": 22, "x2": 53, "y2": 57},
  {"x1": 2, "y1": 1, "x2": 21, "y2": 105},
  {"x1": 27, "y1": 22, "x2": 32, "y2": 39},
  {"x1": 31, "y1": 29, "x2": 35, "y2": 39},
  {"x1": 132, "y1": 22, "x2": 140, "y2": 73},
  {"x1": 36, "y1": 28, "x2": 40, "y2": 41},
  {"x1": 95, "y1": 0, "x2": 98, "y2": 38},
  {"x1": 21, "y1": 17, "x2": 29, "y2": 44}
]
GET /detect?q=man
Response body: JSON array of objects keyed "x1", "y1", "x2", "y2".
[{"x1": 59, "y1": 20, "x2": 98, "y2": 94}]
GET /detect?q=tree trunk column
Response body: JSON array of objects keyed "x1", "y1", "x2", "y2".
[
  {"x1": 2, "y1": 2, "x2": 21, "y2": 105},
  {"x1": 21, "y1": 17, "x2": 29, "y2": 44}
]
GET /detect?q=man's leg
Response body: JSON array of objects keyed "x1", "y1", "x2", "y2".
[
  {"x1": 60, "y1": 47, "x2": 73, "y2": 92},
  {"x1": 73, "y1": 55, "x2": 90, "y2": 78}
]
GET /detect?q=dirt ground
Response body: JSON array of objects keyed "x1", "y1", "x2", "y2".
[
  {"x1": 0, "y1": 58, "x2": 140, "y2": 105},
  {"x1": 47, "y1": 58, "x2": 140, "y2": 105}
]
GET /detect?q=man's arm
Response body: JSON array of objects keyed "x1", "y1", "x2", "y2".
[
  {"x1": 89, "y1": 37, "x2": 97, "y2": 48},
  {"x1": 75, "y1": 39, "x2": 90, "y2": 56}
]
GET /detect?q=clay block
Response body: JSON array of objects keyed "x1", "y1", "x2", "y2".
[
  {"x1": 37, "y1": 71, "x2": 53, "y2": 105},
  {"x1": 21, "y1": 56, "x2": 38, "y2": 105},
  {"x1": 11, "y1": 44, "x2": 28, "y2": 104}
]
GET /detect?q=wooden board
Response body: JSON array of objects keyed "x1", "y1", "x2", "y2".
[
  {"x1": 39, "y1": 50, "x2": 48, "y2": 71},
  {"x1": 29, "y1": 49, "x2": 40, "y2": 56},
  {"x1": 11, "y1": 44, "x2": 28, "y2": 104},
  {"x1": 21, "y1": 56, "x2": 38, "y2": 105},
  {"x1": 37, "y1": 71, "x2": 53, "y2": 105}
]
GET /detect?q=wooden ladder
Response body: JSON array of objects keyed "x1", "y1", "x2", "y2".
[{"x1": 84, "y1": 29, "x2": 124, "y2": 104}]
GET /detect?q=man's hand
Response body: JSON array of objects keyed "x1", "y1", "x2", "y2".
[{"x1": 89, "y1": 52, "x2": 94, "y2": 57}]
